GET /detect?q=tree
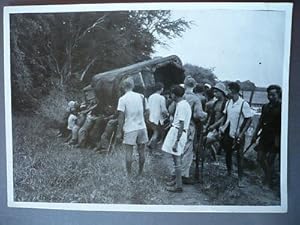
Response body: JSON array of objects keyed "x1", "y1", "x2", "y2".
[
  {"x1": 183, "y1": 63, "x2": 217, "y2": 85},
  {"x1": 223, "y1": 80, "x2": 256, "y2": 91},
  {"x1": 10, "y1": 11, "x2": 191, "y2": 111}
]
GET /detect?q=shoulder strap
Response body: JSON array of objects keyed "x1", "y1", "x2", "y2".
[
  {"x1": 221, "y1": 99, "x2": 227, "y2": 112},
  {"x1": 224, "y1": 100, "x2": 230, "y2": 115},
  {"x1": 235, "y1": 100, "x2": 245, "y2": 136},
  {"x1": 212, "y1": 99, "x2": 218, "y2": 109},
  {"x1": 140, "y1": 94, "x2": 146, "y2": 113}
]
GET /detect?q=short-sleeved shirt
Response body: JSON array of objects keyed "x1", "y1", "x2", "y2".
[
  {"x1": 148, "y1": 93, "x2": 168, "y2": 125},
  {"x1": 184, "y1": 90, "x2": 207, "y2": 122},
  {"x1": 117, "y1": 91, "x2": 147, "y2": 133},
  {"x1": 67, "y1": 114, "x2": 77, "y2": 130},
  {"x1": 172, "y1": 99, "x2": 192, "y2": 131},
  {"x1": 223, "y1": 97, "x2": 254, "y2": 138}
]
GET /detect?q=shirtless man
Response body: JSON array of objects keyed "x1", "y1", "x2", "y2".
[{"x1": 204, "y1": 82, "x2": 228, "y2": 160}]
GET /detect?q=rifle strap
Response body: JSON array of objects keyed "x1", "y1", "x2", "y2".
[
  {"x1": 234, "y1": 100, "x2": 245, "y2": 138},
  {"x1": 140, "y1": 94, "x2": 146, "y2": 113}
]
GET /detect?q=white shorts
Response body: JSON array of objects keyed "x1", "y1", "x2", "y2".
[
  {"x1": 161, "y1": 127, "x2": 187, "y2": 156},
  {"x1": 123, "y1": 128, "x2": 149, "y2": 146}
]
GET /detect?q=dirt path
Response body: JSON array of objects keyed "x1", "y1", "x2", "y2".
[{"x1": 147, "y1": 142, "x2": 280, "y2": 205}]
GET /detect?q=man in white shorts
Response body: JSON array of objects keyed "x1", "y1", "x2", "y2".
[
  {"x1": 162, "y1": 85, "x2": 192, "y2": 192},
  {"x1": 116, "y1": 78, "x2": 149, "y2": 175}
]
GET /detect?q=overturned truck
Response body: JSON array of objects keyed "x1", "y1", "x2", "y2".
[
  {"x1": 83, "y1": 55, "x2": 185, "y2": 113},
  {"x1": 81, "y1": 55, "x2": 185, "y2": 151}
]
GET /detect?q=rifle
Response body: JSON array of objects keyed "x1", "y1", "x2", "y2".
[
  {"x1": 194, "y1": 123, "x2": 205, "y2": 181},
  {"x1": 108, "y1": 131, "x2": 116, "y2": 153}
]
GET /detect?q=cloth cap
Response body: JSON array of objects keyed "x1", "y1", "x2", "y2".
[
  {"x1": 184, "y1": 76, "x2": 196, "y2": 88},
  {"x1": 212, "y1": 82, "x2": 228, "y2": 96},
  {"x1": 68, "y1": 101, "x2": 76, "y2": 109}
]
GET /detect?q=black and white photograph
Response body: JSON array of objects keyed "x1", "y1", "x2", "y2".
[{"x1": 4, "y1": 3, "x2": 292, "y2": 212}]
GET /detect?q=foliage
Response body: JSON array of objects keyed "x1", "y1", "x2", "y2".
[
  {"x1": 10, "y1": 11, "x2": 191, "y2": 112},
  {"x1": 183, "y1": 63, "x2": 217, "y2": 85},
  {"x1": 223, "y1": 80, "x2": 256, "y2": 91}
]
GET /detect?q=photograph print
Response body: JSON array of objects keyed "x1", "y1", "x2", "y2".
[{"x1": 4, "y1": 3, "x2": 292, "y2": 212}]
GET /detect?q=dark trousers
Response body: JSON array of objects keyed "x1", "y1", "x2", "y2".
[
  {"x1": 221, "y1": 129, "x2": 244, "y2": 179},
  {"x1": 258, "y1": 150, "x2": 278, "y2": 187}
]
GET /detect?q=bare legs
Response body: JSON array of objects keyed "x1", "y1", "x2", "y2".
[{"x1": 124, "y1": 144, "x2": 145, "y2": 175}]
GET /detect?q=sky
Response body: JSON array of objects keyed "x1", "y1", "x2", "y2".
[{"x1": 153, "y1": 10, "x2": 286, "y2": 87}]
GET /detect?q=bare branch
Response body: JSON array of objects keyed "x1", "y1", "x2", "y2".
[
  {"x1": 80, "y1": 58, "x2": 97, "y2": 81},
  {"x1": 75, "y1": 14, "x2": 107, "y2": 44}
]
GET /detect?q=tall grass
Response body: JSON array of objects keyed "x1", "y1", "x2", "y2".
[
  {"x1": 13, "y1": 112, "x2": 172, "y2": 204},
  {"x1": 12, "y1": 90, "x2": 280, "y2": 205},
  {"x1": 12, "y1": 89, "x2": 172, "y2": 204}
]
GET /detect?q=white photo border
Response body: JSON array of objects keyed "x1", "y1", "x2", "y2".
[{"x1": 4, "y1": 2, "x2": 293, "y2": 213}]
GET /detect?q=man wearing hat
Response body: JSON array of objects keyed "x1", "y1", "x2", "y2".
[
  {"x1": 219, "y1": 82, "x2": 253, "y2": 187},
  {"x1": 204, "y1": 82, "x2": 228, "y2": 159}
]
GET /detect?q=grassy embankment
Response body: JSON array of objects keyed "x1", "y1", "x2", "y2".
[{"x1": 12, "y1": 90, "x2": 180, "y2": 204}]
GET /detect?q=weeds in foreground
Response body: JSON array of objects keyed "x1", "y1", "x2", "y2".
[
  {"x1": 13, "y1": 114, "x2": 168, "y2": 204},
  {"x1": 12, "y1": 92, "x2": 280, "y2": 205}
]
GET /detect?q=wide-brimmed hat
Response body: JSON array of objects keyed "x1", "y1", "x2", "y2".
[{"x1": 212, "y1": 82, "x2": 228, "y2": 96}]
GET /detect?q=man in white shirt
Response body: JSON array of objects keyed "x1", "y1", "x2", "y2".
[
  {"x1": 116, "y1": 78, "x2": 149, "y2": 175},
  {"x1": 219, "y1": 82, "x2": 253, "y2": 187},
  {"x1": 162, "y1": 85, "x2": 192, "y2": 192},
  {"x1": 147, "y1": 82, "x2": 169, "y2": 150}
]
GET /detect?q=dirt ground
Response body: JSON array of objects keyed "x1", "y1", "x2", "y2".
[
  {"x1": 13, "y1": 114, "x2": 280, "y2": 206},
  {"x1": 145, "y1": 139, "x2": 280, "y2": 206}
]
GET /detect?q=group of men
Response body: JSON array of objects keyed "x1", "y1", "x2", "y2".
[{"x1": 114, "y1": 76, "x2": 282, "y2": 193}]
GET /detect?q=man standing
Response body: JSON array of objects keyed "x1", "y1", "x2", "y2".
[
  {"x1": 147, "y1": 82, "x2": 169, "y2": 150},
  {"x1": 193, "y1": 83, "x2": 207, "y2": 109},
  {"x1": 181, "y1": 76, "x2": 207, "y2": 184},
  {"x1": 204, "y1": 82, "x2": 228, "y2": 160},
  {"x1": 116, "y1": 78, "x2": 149, "y2": 175},
  {"x1": 251, "y1": 85, "x2": 281, "y2": 189},
  {"x1": 162, "y1": 85, "x2": 192, "y2": 192},
  {"x1": 219, "y1": 82, "x2": 253, "y2": 187}
]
